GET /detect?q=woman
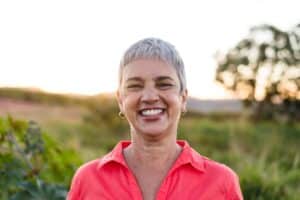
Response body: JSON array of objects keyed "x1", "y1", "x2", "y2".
[{"x1": 68, "y1": 38, "x2": 243, "y2": 200}]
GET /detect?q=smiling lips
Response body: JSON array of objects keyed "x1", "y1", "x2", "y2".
[{"x1": 139, "y1": 108, "x2": 165, "y2": 116}]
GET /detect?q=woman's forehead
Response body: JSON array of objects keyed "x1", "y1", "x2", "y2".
[{"x1": 122, "y1": 59, "x2": 178, "y2": 79}]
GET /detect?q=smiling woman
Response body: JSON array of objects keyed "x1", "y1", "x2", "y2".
[
  {"x1": 118, "y1": 59, "x2": 186, "y2": 139},
  {"x1": 67, "y1": 38, "x2": 243, "y2": 200}
]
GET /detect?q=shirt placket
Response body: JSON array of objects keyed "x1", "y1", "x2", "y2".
[
  {"x1": 126, "y1": 169, "x2": 144, "y2": 200},
  {"x1": 155, "y1": 181, "x2": 168, "y2": 200},
  {"x1": 155, "y1": 160, "x2": 185, "y2": 200}
]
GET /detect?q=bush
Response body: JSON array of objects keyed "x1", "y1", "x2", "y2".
[{"x1": 0, "y1": 116, "x2": 82, "y2": 200}]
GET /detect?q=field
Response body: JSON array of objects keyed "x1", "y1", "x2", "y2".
[{"x1": 0, "y1": 88, "x2": 299, "y2": 199}]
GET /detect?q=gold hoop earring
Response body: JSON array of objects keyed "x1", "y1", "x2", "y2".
[{"x1": 118, "y1": 111, "x2": 125, "y2": 119}]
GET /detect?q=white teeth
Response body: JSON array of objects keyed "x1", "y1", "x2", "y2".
[{"x1": 141, "y1": 109, "x2": 163, "y2": 116}]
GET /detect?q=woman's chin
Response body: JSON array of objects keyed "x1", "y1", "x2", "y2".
[{"x1": 134, "y1": 126, "x2": 169, "y2": 139}]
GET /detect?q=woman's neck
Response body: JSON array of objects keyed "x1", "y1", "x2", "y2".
[
  {"x1": 123, "y1": 136, "x2": 182, "y2": 169},
  {"x1": 122, "y1": 137, "x2": 182, "y2": 200}
]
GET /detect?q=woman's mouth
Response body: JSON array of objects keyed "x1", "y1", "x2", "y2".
[{"x1": 139, "y1": 108, "x2": 165, "y2": 116}]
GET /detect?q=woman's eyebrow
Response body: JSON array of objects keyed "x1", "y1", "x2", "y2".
[
  {"x1": 125, "y1": 76, "x2": 174, "y2": 82},
  {"x1": 155, "y1": 76, "x2": 175, "y2": 82},
  {"x1": 125, "y1": 77, "x2": 143, "y2": 82}
]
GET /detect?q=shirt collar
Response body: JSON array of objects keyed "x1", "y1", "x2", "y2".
[
  {"x1": 97, "y1": 140, "x2": 205, "y2": 173},
  {"x1": 97, "y1": 141, "x2": 130, "y2": 169},
  {"x1": 172, "y1": 140, "x2": 206, "y2": 172}
]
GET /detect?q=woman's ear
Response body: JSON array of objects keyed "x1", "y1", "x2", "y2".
[
  {"x1": 181, "y1": 89, "x2": 188, "y2": 112},
  {"x1": 116, "y1": 90, "x2": 123, "y2": 112}
]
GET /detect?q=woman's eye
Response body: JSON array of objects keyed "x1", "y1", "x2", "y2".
[
  {"x1": 127, "y1": 84, "x2": 142, "y2": 89},
  {"x1": 157, "y1": 83, "x2": 173, "y2": 89}
]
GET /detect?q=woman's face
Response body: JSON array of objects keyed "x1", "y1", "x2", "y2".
[{"x1": 117, "y1": 59, "x2": 187, "y2": 139}]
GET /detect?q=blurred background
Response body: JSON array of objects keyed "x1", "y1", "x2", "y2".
[{"x1": 0, "y1": 0, "x2": 299, "y2": 199}]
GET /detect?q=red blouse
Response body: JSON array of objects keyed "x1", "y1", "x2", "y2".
[{"x1": 68, "y1": 140, "x2": 243, "y2": 200}]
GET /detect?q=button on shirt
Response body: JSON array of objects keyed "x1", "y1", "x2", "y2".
[{"x1": 68, "y1": 140, "x2": 243, "y2": 200}]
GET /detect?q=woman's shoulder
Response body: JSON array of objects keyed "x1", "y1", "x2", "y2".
[
  {"x1": 204, "y1": 157, "x2": 237, "y2": 177},
  {"x1": 72, "y1": 159, "x2": 101, "y2": 180},
  {"x1": 191, "y1": 148, "x2": 238, "y2": 179},
  {"x1": 192, "y1": 150, "x2": 242, "y2": 195},
  {"x1": 201, "y1": 155, "x2": 243, "y2": 198}
]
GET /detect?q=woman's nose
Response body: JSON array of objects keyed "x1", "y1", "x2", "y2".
[{"x1": 141, "y1": 87, "x2": 159, "y2": 103}]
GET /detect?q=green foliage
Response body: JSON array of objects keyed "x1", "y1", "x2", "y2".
[
  {"x1": 0, "y1": 116, "x2": 82, "y2": 200},
  {"x1": 10, "y1": 180, "x2": 66, "y2": 200},
  {"x1": 215, "y1": 23, "x2": 300, "y2": 121}
]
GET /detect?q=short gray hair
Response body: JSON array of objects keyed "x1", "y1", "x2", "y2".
[{"x1": 119, "y1": 38, "x2": 186, "y2": 92}]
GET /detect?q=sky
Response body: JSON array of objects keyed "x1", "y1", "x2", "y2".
[{"x1": 0, "y1": 0, "x2": 299, "y2": 99}]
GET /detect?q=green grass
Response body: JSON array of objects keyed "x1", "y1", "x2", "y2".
[{"x1": 178, "y1": 117, "x2": 300, "y2": 199}]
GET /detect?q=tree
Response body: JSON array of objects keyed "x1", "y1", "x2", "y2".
[{"x1": 215, "y1": 24, "x2": 300, "y2": 120}]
